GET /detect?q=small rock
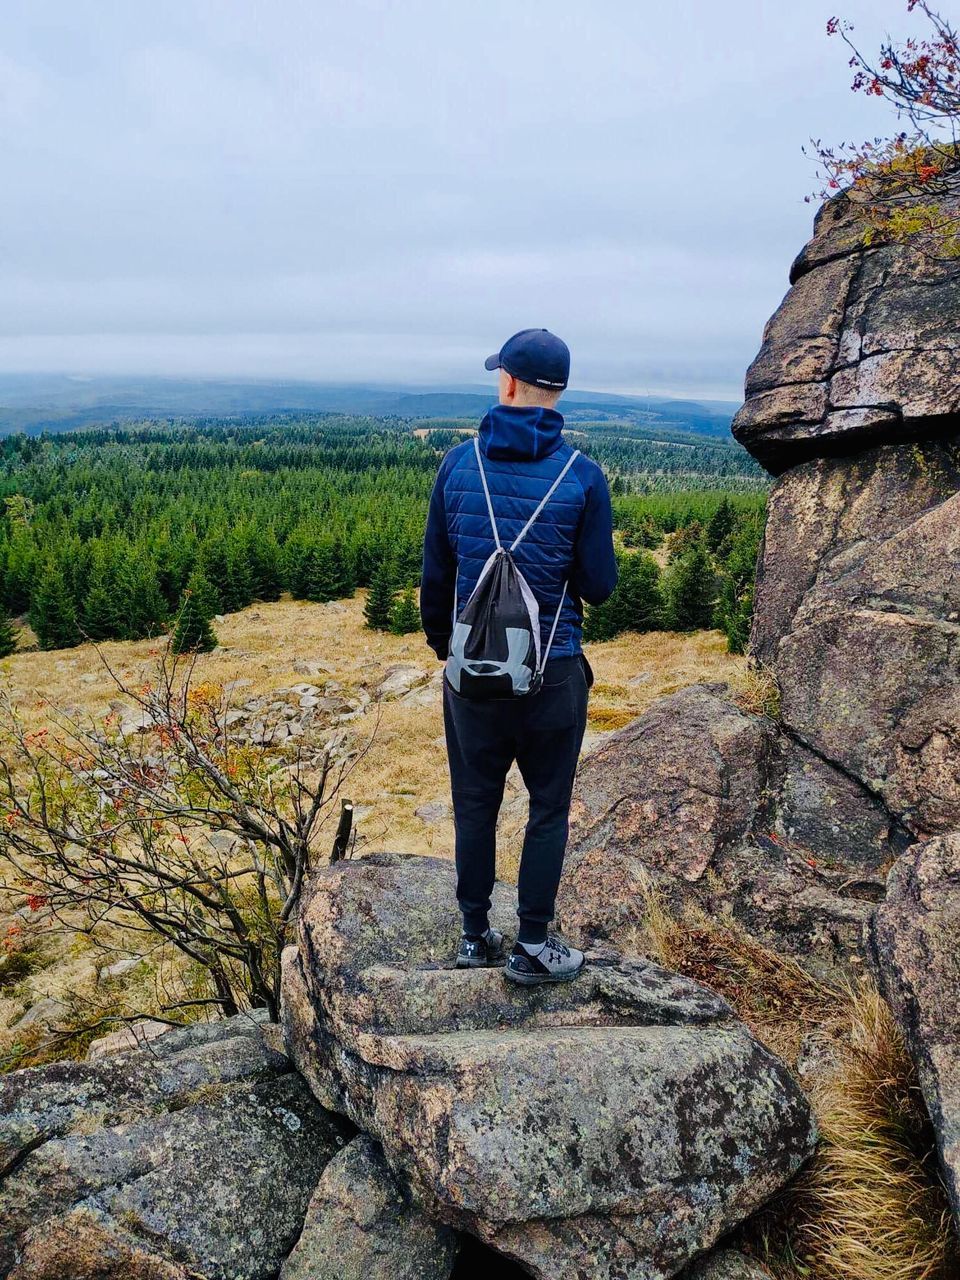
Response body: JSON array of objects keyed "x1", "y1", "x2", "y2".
[
  {"x1": 87, "y1": 1019, "x2": 172, "y2": 1060},
  {"x1": 11, "y1": 997, "x2": 69, "y2": 1032},
  {"x1": 377, "y1": 666, "x2": 428, "y2": 700},
  {"x1": 99, "y1": 956, "x2": 144, "y2": 982},
  {"x1": 119, "y1": 709, "x2": 155, "y2": 737},
  {"x1": 415, "y1": 801, "x2": 451, "y2": 824},
  {"x1": 207, "y1": 831, "x2": 242, "y2": 855},
  {"x1": 294, "y1": 660, "x2": 336, "y2": 677},
  {"x1": 684, "y1": 1250, "x2": 773, "y2": 1279}
]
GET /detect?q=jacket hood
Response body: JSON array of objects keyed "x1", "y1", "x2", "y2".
[{"x1": 478, "y1": 404, "x2": 565, "y2": 462}]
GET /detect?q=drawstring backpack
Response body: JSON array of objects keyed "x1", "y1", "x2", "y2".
[{"x1": 445, "y1": 436, "x2": 581, "y2": 699}]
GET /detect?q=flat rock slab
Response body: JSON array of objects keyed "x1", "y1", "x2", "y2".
[
  {"x1": 871, "y1": 832, "x2": 960, "y2": 1228},
  {"x1": 282, "y1": 853, "x2": 817, "y2": 1280}
]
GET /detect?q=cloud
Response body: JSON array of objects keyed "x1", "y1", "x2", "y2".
[{"x1": 0, "y1": 0, "x2": 913, "y2": 397}]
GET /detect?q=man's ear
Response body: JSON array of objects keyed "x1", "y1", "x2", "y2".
[{"x1": 500, "y1": 371, "x2": 518, "y2": 404}]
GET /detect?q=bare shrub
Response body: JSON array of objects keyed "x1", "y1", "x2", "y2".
[{"x1": 0, "y1": 642, "x2": 372, "y2": 1043}]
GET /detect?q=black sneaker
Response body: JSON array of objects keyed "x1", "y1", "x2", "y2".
[
  {"x1": 504, "y1": 934, "x2": 585, "y2": 985},
  {"x1": 455, "y1": 927, "x2": 505, "y2": 969}
]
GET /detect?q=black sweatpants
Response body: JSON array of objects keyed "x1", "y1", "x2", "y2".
[{"x1": 442, "y1": 654, "x2": 591, "y2": 945}]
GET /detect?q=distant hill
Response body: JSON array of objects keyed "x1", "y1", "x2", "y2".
[{"x1": 0, "y1": 375, "x2": 739, "y2": 441}]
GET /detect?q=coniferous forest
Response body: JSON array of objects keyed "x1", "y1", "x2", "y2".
[{"x1": 0, "y1": 412, "x2": 767, "y2": 654}]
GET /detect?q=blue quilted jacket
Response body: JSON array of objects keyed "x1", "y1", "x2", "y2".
[{"x1": 420, "y1": 404, "x2": 618, "y2": 661}]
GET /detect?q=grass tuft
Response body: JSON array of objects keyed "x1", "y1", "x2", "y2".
[
  {"x1": 731, "y1": 659, "x2": 782, "y2": 721},
  {"x1": 631, "y1": 884, "x2": 960, "y2": 1280},
  {"x1": 631, "y1": 875, "x2": 836, "y2": 1064},
  {"x1": 797, "y1": 984, "x2": 958, "y2": 1280}
]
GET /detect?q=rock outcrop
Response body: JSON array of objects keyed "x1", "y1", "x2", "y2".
[
  {"x1": 282, "y1": 852, "x2": 817, "y2": 1280},
  {"x1": 754, "y1": 439, "x2": 960, "y2": 841},
  {"x1": 558, "y1": 684, "x2": 895, "y2": 976},
  {"x1": 731, "y1": 190, "x2": 960, "y2": 474},
  {"x1": 871, "y1": 832, "x2": 960, "y2": 1224},
  {"x1": 0, "y1": 1013, "x2": 351, "y2": 1280},
  {"x1": 561, "y1": 194, "x2": 960, "y2": 981}
]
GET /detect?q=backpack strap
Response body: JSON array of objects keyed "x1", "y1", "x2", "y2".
[
  {"x1": 539, "y1": 580, "x2": 568, "y2": 673},
  {"x1": 472, "y1": 435, "x2": 502, "y2": 551},
  {"x1": 509, "y1": 449, "x2": 581, "y2": 552}
]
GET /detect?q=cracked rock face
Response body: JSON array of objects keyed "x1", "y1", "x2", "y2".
[
  {"x1": 558, "y1": 684, "x2": 900, "y2": 978},
  {"x1": 282, "y1": 852, "x2": 817, "y2": 1280},
  {"x1": 754, "y1": 438, "x2": 960, "y2": 840},
  {"x1": 732, "y1": 191, "x2": 960, "y2": 474},
  {"x1": 0, "y1": 1014, "x2": 351, "y2": 1280},
  {"x1": 871, "y1": 832, "x2": 960, "y2": 1228}
]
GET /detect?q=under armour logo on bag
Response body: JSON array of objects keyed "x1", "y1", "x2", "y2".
[{"x1": 446, "y1": 621, "x2": 534, "y2": 693}]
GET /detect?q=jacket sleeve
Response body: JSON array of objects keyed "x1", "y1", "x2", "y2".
[
  {"x1": 570, "y1": 461, "x2": 618, "y2": 606},
  {"x1": 420, "y1": 454, "x2": 457, "y2": 660}
]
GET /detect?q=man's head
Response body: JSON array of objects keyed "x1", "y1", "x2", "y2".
[{"x1": 485, "y1": 329, "x2": 570, "y2": 409}]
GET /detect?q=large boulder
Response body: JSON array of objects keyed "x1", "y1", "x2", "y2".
[
  {"x1": 558, "y1": 684, "x2": 892, "y2": 976},
  {"x1": 870, "y1": 833, "x2": 960, "y2": 1227},
  {"x1": 0, "y1": 1014, "x2": 351, "y2": 1280},
  {"x1": 280, "y1": 1134, "x2": 458, "y2": 1280},
  {"x1": 282, "y1": 852, "x2": 817, "y2": 1280},
  {"x1": 732, "y1": 191, "x2": 960, "y2": 474}
]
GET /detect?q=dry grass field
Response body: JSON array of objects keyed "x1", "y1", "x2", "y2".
[
  {"x1": 0, "y1": 591, "x2": 748, "y2": 1060},
  {"x1": 1, "y1": 591, "x2": 748, "y2": 865}
]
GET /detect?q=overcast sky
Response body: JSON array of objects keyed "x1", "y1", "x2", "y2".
[{"x1": 0, "y1": 0, "x2": 918, "y2": 399}]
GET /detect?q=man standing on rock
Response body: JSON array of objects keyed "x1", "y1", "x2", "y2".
[{"x1": 420, "y1": 329, "x2": 618, "y2": 984}]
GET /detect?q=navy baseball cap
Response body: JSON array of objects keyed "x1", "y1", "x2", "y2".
[{"x1": 484, "y1": 328, "x2": 570, "y2": 390}]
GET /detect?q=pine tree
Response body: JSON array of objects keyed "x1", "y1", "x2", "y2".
[
  {"x1": 610, "y1": 552, "x2": 663, "y2": 634},
  {"x1": 365, "y1": 561, "x2": 397, "y2": 630},
  {"x1": 584, "y1": 551, "x2": 663, "y2": 641},
  {"x1": 714, "y1": 517, "x2": 763, "y2": 654},
  {"x1": 247, "y1": 528, "x2": 283, "y2": 601},
  {"x1": 667, "y1": 520, "x2": 706, "y2": 563},
  {"x1": 121, "y1": 554, "x2": 168, "y2": 640},
  {"x1": 0, "y1": 614, "x2": 18, "y2": 658},
  {"x1": 82, "y1": 547, "x2": 124, "y2": 641},
  {"x1": 582, "y1": 596, "x2": 617, "y2": 642},
  {"x1": 706, "y1": 497, "x2": 736, "y2": 552},
  {"x1": 290, "y1": 535, "x2": 353, "y2": 603},
  {"x1": 663, "y1": 543, "x2": 718, "y2": 631},
  {"x1": 172, "y1": 570, "x2": 218, "y2": 654},
  {"x1": 220, "y1": 531, "x2": 255, "y2": 613},
  {"x1": 389, "y1": 586, "x2": 420, "y2": 635},
  {"x1": 30, "y1": 562, "x2": 82, "y2": 651}
]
